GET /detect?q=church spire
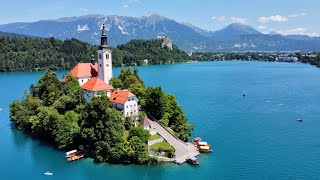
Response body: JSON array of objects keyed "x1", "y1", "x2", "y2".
[{"x1": 99, "y1": 24, "x2": 108, "y2": 50}]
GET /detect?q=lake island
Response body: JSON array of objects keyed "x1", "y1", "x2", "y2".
[{"x1": 9, "y1": 24, "x2": 201, "y2": 165}]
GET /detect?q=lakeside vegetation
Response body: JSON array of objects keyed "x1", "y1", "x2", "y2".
[
  {"x1": 10, "y1": 68, "x2": 192, "y2": 164},
  {"x1": 0, "y1": 33, "x2": 319, "y2": 71}
]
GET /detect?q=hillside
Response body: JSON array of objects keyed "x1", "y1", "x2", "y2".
[
  {"x1": 113, "y1": 39, "x2": 189, "y2": 66},
  {"x1": 1, "y1": 14, "x2": 320, "y2": 52},
  {"x1": 0, "y1": 34, "x2": 189, "y2": 72},
  {"x1": 0, "y1": 36, "x2": 97, "y2": 72}
]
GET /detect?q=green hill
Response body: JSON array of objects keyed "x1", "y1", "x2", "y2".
[
  {"x1": 113, "y1": 39, "x2": 189, "y2": 66},
  {"x1": 0, "y1": 34, "x2": 189, "y2": 72}
]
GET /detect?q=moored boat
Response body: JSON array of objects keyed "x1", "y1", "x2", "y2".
[
  {"x1": 65, "y1": 149, "x2": 85, "y2": 162},
  {"x1": 186, "y1": 155, "x2": 199, "y2": 165},
  {"x1": 192, "y1": 137, "x2": 201, "y2": 144},
  {"x1": 198, "y1": 145, "x2": 212, "y2": 152}
]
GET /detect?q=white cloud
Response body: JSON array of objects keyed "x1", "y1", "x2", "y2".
[
  {"x1": 79, "y1": 8, "x2": 88, "y2": 12},
  {"x1": 121, "y1": 0, "x2": 141, "y2": 8},
  {"x1": 211, "y1": 16, "x2": 227, "y2": 21},
  {"x1": 231, "y1": 17, "x2": 247, "y2": 24},
  {"x1": 288, "y1": 12, "x2": 307, "y2": 18},
  {"x1": 276, "y1": 28, "x2": 319, "y2": 37},
  {"x1": 258, "y1": 15, "x2": 288, "y2": 23},
  {"x1": 122, "y1": 4, "x2": 129, "y2": 8},
  {"x1": 258, "y1": 25, "x2": 267, "y2": 30}
]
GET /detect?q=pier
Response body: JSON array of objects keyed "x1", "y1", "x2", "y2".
[{"x1": 147, "y1": 117, "x2": 199, "y2": 164}]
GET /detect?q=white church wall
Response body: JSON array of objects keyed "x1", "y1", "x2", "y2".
[
  {"x1": 97, "y1": 49, "x2": 113, "y2": 85},
  {"x1": 77, "y1": 76, "x2": 91, "y2": 86}
]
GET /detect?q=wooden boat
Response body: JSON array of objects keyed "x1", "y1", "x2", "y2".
[
  {"x1": 65, "y1": 150, "x2": 85, "y2": 162},
  {"x1": 65, "y1": 150, "x2": 77, "y2": 158},
  {"x1": 67, "y1": 154, "x2": 85, "y2": 162},
  {"x1": 192, "y1": 137, "x2": 201, "y2": 144},
  {"x1": 198, "y1": 145, "x2": 212, "y2": 152},
  {"x1": 186, "y1": 155, "x2": 199, "y2": 165},
  {"x1": 197, "y1": 141, "x2": 208, "y2": 146}
]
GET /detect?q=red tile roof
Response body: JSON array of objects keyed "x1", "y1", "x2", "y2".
[
  {"x1": 70, "y1": 63, "x2": 98, "y2": 78},
  {"x1": 109, "y1": 89, "x2": 136, "y2": 104},
  {"x1": 81, "y1": 77, "x2": 114, "y2": 92},
  {"x1": 141, "y1": 116, "x2": 150, "y2": 126}
]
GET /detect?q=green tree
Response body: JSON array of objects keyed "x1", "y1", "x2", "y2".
[
  {"x1": 123, "y1": 75, "x2": 140, "y2": 89},
  {"x1": 109, "y1": 77, "x2": 123, "y2": 89},
  {"x1": 128, "y1": 126, "x2": 150, "y2": 144},
  {"x1": 52, "y1": 111, "x2": 80, "y2": 149},
  {"x1": 144, "y1": 86, "x2": 166, "y2": 119},
  {"x1": 128, "y1": 136, "x2": 149, "y2": 163},
  {"x1": 36, "y1": 70, "x2": 62, "y2": 106},
  {"x1": 118, "y1": 68, "x2": 133, "y2": 82},
  {"x1": 9, "y1": 95, "x2": 41, "y2": 131}
]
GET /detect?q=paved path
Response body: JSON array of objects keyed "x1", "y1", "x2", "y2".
[{"x1": 147, "y1": 118, "x2": 199, "y2": 164}]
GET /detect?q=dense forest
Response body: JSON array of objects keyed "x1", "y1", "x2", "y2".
[
  {"x1": 112, "y1": 39, "x2": 189, "y2": 66},
  {"x1": 0, "y1": 34, "x2": 189, "y2": 72},
  {"x1": 10, "y1": 68, "x2": 193, "y2": 164},
  {"x1": 1, "y1": 32, "x2": 320, "y2": 72}
]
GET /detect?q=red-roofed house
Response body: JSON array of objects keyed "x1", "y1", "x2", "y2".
[
  {"x1": 141, "y1": 116, "x2": 151, "y2": 131},
  {"x1": 70, "y1": 63, "x2": 98, "y2": 86},
  {"x1": 109, "y1": 89, "x2": 139, "y2": 118},
  {"x1": 81, "y1": 77, "x2": 114, "y2": 102}
]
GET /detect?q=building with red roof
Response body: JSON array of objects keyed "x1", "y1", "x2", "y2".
[
  {"x1": 141, "y1": 116, "x2": 151, "y2": 131},
  {"x1": 70, "y1": 63, "x2": 98, "y2": 86},
  {"x1": 69, "y1": 24, "x2": 112, "y2": 87},
  {"x1": 67, "y1": 25, "x2": 139, "y2": 117},
  {"x1": 81, "y1": 77, "x2": 114, "y2": 102},
  {"x1": 110, "y1": 89, "x2": 139, "y2": 118}
]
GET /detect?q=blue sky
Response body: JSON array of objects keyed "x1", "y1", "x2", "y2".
[{"x1": 0, "y1": 0, "x2": 319, "y2": 36}]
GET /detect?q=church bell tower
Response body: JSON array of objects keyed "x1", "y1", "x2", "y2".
[{"x1": 97, "y1": 24, "x2": 112, "y2": 84}]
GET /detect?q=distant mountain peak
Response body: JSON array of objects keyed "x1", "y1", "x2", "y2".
[
  {"x1": 218, "y1": 23, "x2": 261, "y2": 35},
  {"x1": 269, "y1": 31, "x2": 281, "y2": 36},
  {"x1": 0, "y1": 14, "x2": 320, "y2": 52}
]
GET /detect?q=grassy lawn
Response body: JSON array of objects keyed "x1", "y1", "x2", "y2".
[
  {"x1": 149, "y1": 134, "x2": 162, "y2": 141},
  {"x1": 150, "y1": 142, "x2": 175, "y2": 152}
]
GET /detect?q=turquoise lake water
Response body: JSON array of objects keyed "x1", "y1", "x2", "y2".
[{"x1": 1, "y1": 61, "x2": 320, "y2": 179}]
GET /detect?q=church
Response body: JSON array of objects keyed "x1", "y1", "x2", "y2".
[{"x1": 69, "y1": 24, "x2": 139, "y2": 118}]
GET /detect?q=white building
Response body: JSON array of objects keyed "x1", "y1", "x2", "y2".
[
  {"x1": 81, "y1": 77, "x2": 114, "y2": 102},
  {"x1": 70, "y1": 24, "x2": 114, "y2": 100},
  {"x1": 97, "y1": 25, "x2": 113, "y2": 84},
  {"x1": 109, "y1": 89, "x2": 139, "y2": 118}
]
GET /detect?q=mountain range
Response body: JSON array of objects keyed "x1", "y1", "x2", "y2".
[{"x1": 0, "y1": 14, "x2": 319, "y2": 52}]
